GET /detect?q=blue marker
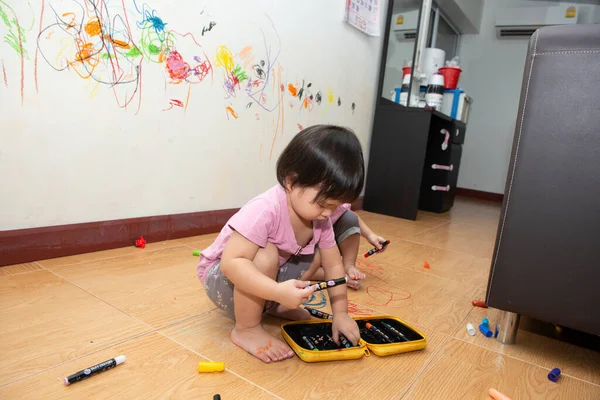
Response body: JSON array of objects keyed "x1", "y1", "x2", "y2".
[{"x1": 479, "y1": 323, "x2": 493, "y2": 338}]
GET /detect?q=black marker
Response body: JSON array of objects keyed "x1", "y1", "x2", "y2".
[
  {"x1": 64, "y1": 355, "x2": 126, "y2": 386},
  {"x1": 365, "y1": 323, "x2": 393, "y2": 343},
  {"x1": 301, "y1": 335, "x2": 318, "y2": 350},
  {"x1": 303, "y1": 306, "x2": 333, "y2": 319},
  {"x1": 307, "y1": 277, "x2": 348, "y2": 292},
  {"x1": 364, "y1": 240, "x2": 390, "y2": 258},
  {"x1": 382, "y1": 322, "x2": 409, "y2": 342},
  {"x1": 339, "y1": 334, "x2": 353, "y2": 348}
]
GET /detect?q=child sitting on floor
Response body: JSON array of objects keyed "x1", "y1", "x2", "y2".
[
  {"x1": 197, "y1": 125, "x2": 364, "y2": 363},
  {"x1": 308, "y1": 204, "x2": 387, "y2": 289}
]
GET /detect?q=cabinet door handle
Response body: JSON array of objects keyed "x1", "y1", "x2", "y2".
[
  {"x1": 431, "y1": 185, "x2": 451, "y2": 192},
  {"x1": 456, "y1": 128, "x2": 460, "y2": 137},
  {"x1": 432, "y1": 164, "x2": 454, "y2": 171},
  {"x1": 440, "y1": 129, "x2": 450, "y2": 150}
]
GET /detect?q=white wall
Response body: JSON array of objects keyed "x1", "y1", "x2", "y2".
[
  {"x1": 0, "y1": 0, "x2": 385, "y2": 230},
  {"x1": 456, "y1": 0, "x2": 534, "y2": 194}
]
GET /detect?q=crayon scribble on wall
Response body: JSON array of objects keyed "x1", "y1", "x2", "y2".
[{"x1": 3, "y1": 0, "x2": 357, "y2": 158}]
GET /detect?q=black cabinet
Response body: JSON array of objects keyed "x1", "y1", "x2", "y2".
[{"x1": 363, "y1": 99, "x2": 467, "y2": 220}]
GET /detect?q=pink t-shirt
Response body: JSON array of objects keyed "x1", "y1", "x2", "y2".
[
  {"x1": 197, "y1": 185, "x2": 337, "y2": 283},
  {"x1": 330, "y1": 203, "x2": 352, "y2": 225}
]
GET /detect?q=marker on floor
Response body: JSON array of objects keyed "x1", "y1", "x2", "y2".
[
  {"x1": 198, "y1": 362, "x2": 225, "y2": 373},
  {"x1": 472, "y1": 299, "x2": 488, "y2": 308},
  {"x1": 64, "y1": 356, "x2": 126, "y2": 386}
]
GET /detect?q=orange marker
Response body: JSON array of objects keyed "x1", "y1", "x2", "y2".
[
  {"x1": 424, "y1": 261, "x2": 430, "y2": 269},
  {"x1": 472, "y1": 299, "x2": 488, "y2": 308}
]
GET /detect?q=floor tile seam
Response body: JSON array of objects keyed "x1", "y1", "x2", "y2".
[
  {"x1": 156, "y1": 331, "x2": 285, "y2": 400},
  {"x1": 397, "y1": 332, "x2": 455, "y2": 399}
]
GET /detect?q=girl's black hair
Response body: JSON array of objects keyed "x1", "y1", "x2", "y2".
[{"x1": 276, "y1": 125, "x2": 365, "y2": 204}]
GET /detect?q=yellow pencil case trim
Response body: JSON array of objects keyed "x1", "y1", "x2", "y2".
[{"x1": 281, "y1": 315, "x2": 427, "y2": 362}]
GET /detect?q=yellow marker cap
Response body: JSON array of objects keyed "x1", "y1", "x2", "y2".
[{"x1": 198, "y1": 361, "x2": 225, "y2": 373}]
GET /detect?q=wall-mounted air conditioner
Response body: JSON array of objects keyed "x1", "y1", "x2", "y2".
[
  {"x1": 392, "y1": 10, "x2": 419, "y2": 41},
  {"x1": 495, "y1": 3, "x2": 581, "y2": 38}
]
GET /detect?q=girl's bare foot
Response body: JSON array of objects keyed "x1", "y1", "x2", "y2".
[
  {"x1": 345, "y1": 266, "x2": 365, "y2": 290},
  {"x1": 231, "y1": 325, "x2": 294, "y2": 363}
]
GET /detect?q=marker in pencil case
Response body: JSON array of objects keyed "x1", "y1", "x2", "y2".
[
  {"x1": 364, "y1": 240, "x2": 391, "y2": 258},
  {"x1": 307, "y1": 277, "x2": 348, "y2": 292},
  {"x1": 64, "y1": 356, "x2": 126, "y2": 386},
  {"x1": 301, "y1": 335, "x2": 318, "y2": 350},
  {"x1": 339, "y1": 334, "x2": 353, "y2": 348},
  {"x1": 365, "y1": 323, "x2": 393, "y2": 343},
  {"x1": 381, "y1": 322, "x2": 409, "y2": 342},
  {"x1": 303, "y1": 306, "x2": 333, "y2": 320}
]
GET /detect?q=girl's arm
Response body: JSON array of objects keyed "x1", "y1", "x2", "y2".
[
  {"x1": 320, "y1": 245, "x2": 361, "y2": 344},
  {"x1": 357, "y1": 215, "x2": 387, "y2": 251},
  {"x1": 320, "y1": 245, "x2": 349, "y2": 314}
]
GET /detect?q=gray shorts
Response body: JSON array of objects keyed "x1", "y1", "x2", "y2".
[
  {"x1": 203, "y1": 252, "x2": 316, "y2": 318},
  {"x1": 203, "y1": 210, "x2": 360, "y2": 318}
]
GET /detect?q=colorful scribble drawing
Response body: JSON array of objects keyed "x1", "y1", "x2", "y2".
[
  {"x1": 303, "y1": 291, "x2": 327, "y2": 309},
  {"x1": 37, "y1": 0, "x2": 143, "y2": 110},
  {"x1": 18, "y1": 0, "x2": 357, "y2": 132},
  {"x1": 356, "y1": 259, "x2": 413, "y2": 308},
  {"x1": 1, "y1": 0, "x2": 28, "y2": 103}
]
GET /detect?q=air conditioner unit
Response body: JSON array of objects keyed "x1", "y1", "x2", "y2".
[
  {"x1": 392, "y1": 10, "x2": 419, "y2": 41},
  {"x1": 495, "y1": 3, "x2": 580, "y2": 38}
]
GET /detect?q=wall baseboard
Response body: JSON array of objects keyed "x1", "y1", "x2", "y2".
[
  {"x1": 456, "y1": 187, "x2": 504, "y2": 202},
  {"x1": 0, "y1": 197, "x2": 365, "y2": 267}
]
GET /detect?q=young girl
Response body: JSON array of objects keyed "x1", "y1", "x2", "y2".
[
  {"x1": 197, "y1": 125, "x2": 364, "y2": 363},
  {"x1": 310, "y1": 204, "x2": 387, "y2": 289}
]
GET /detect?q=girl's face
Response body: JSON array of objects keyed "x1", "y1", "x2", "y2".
[{"x1": 286, "y1": 184, "x2": 343, "y2": 222}]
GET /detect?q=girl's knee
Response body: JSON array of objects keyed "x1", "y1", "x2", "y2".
[{"x1": 253, "y1": 242, "x2": 279, "y2": 277}]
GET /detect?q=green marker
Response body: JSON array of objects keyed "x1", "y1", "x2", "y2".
[{"x1": 192, "y1": 250, "x2": 200, "y2": 257}]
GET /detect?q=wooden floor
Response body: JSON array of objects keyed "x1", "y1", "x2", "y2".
[{"x1": 1, "y1": 197, "x2": 599, "y2": 399}]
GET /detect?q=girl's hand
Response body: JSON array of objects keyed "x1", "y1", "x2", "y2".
[
  {"x1": 366, "y1": 233, "x2": 388, "y2": 253},
  {"x1": 275, "y1": 280, "x2": 315, "y2": 310},
  {"x1": 331, "y1": 313, "x2": 360, "y2": 346}
]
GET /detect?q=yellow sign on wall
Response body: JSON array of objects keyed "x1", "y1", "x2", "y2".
[
  {"x1": 396, "y1": 15, "x2": 404, "y2": 25},
  {"x1": 565, "y1": 6, "x2": 576, "y2": 18}
]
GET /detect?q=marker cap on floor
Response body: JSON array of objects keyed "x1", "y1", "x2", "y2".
[
  {"x1": 548, "y1": 368, "x2": 561, "y2": 382},
  {"x1": 482, "y1": 318, "x2": 489, "y2": 327},
  {"x1": 466, "y1": 323, "x2": 476, "y2": 336},
  {"x1": 479, "y1": 323, "x2": 493, "y2": 338}
]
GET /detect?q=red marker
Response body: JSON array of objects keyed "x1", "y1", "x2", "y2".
[
  {"x1": 472, "y1": 299, "x2": 488, "y2": 308},
  {"x1": 364, "y1": 240, "x2": 390, "y2": 258}
]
